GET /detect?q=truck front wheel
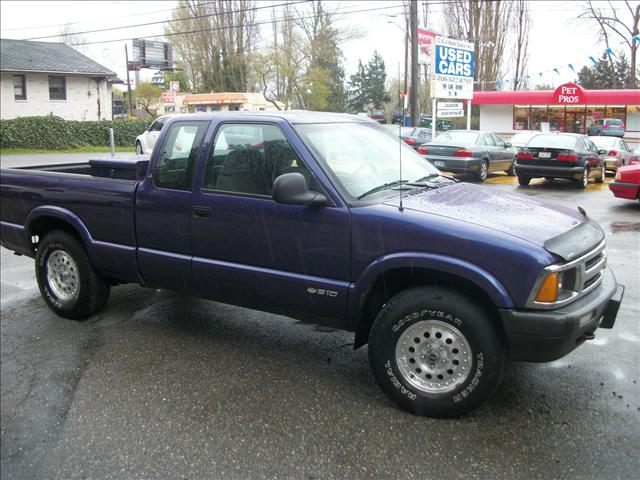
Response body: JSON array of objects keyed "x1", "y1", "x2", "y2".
[
  {"x1": 368, "y1": 286, "x2": 505, "y2": 417},
  {"x1": 35, "y1": 230, "x2": 110, "y2": 320}
]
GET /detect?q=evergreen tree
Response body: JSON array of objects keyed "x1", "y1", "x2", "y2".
[
  {"x1": 366, "y1": 51, "x2": 390, "y2": 109},
  {"x1": 347, "y1": 60, "x2": 368, "y2": 113},
  {"x1": 578, "y1": 52, "x2": 630, "y2": 89}
]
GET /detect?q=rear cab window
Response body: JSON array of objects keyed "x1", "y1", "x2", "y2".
[{"x1": 153, "y1": 121, "x2": 208, "y2": 191}]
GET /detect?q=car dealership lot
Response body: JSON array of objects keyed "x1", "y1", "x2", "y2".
[{"x1": 1, "y1": 157, "x2": 639, "y2": 479}]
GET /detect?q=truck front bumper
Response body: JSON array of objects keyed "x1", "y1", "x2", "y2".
[{"x1": 498, "y1": 268, "x2": 624, "y2": 362}]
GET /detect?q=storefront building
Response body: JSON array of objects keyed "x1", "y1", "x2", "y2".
[
  {"x1": 472, "y1": 83, "x2": 640, "y2": 146},
  {"x1": 162, "y1": 92, "x2": 284, "y2": 114}
]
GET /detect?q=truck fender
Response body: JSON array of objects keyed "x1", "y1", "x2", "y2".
[
  {"x1": 25, "y1": 205, "x2": 94, "y2": 254},
  {"x1": 348, "y1": 252, "x2": 514, "y2": 346}
]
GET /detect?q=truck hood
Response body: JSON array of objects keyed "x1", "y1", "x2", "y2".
[{"x1": 383, "y1": 182, "x2": 588, "y2": 252}]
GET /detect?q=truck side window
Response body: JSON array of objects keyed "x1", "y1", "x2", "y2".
[
  {"x1": 154, "y1": 121, "x2": 208, "y2": 191},
  {"x1": 204, "y1": 123, "x2": 312, "y2": 196}
]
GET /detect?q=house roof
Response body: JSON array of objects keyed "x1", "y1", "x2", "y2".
[
  {"x1": 0, "y1": 38, "x2": 116, "y2": 76},
  {"x1": 472, "y1": 89, "x2": 640, "y2": 105}
]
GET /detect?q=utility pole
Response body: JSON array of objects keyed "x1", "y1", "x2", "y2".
[
  {"x1": 125, "y1": 43, "x2": 133, "y2": 116},
  {"x1": 403, "y1": 15, "x2": 409, "y2": 125},
  {"x1": 409, "y1": 0, "x2": 419, "y2": 127}
]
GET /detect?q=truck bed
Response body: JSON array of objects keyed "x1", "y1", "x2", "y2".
[{"x1": 0, "y1": 157, "x2": 146, "y2": 283}]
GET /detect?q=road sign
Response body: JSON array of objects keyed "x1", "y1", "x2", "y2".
[
  {"x1": 430, "y1": 36, "x2": 474, "y2": 100},
  {"x1": 437, "y1": 109, "x2": 464, "y2": 118},
  {"x1": 169, "y1": 81, "x2": 180, "y2": 92},
  {"x1": 438, "y1": 102, "x2": 463, "y2": 110},
  {"x1": 162, "y1": 91, "x2": 175, "y2": 104}
]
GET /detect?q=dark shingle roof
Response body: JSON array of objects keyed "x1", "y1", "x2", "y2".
[{"x1": 0, "y1": 39, "x2": 116, "y2": 76}]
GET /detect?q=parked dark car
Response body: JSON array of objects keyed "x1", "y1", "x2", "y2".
[
  {"x1": 587, "y1": 118, "x2": 625, "y2": 138},
  {"x1": 420, "y1": 115, "x2": 453, "y2": 131},
  {"x1": 369, "y1": 110, "x2": 386, "y2": 124},
  {"x1": 391, "y1": 110, "x2": 404, "y2": 125},
  {"x1": 0, "y1": 112, "x2": 624, "y2": 418},
  {"x1": 590, "y1": 136, "x2": 633, "y2": 174},
  {"x1": 419, "y1": 130, "x2": 516, "y2": 181},
  {"x1": 383, "y1": 125, "x2": 432, "y2": 151},
  {"x1": 515, "y1": 133, "x2": 605, "y2": 189}
]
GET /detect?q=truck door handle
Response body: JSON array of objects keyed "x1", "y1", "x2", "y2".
[{"x1": 192, "y1": 206, "x2": 212, "y2": 218}]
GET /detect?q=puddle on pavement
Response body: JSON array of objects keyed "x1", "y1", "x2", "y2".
[{"x1": 610, "y1": 221, "x2": 640, "y2": 233}]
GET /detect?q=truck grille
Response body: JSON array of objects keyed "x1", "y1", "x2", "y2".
[{"x1": 527, "y1": 240, "x2": 607, "y2": 309}]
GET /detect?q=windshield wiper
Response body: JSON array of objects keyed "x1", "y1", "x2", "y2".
[
  {"x1": 358, "y1": 180, "x2": 409, "y2": 199},
  {"x1": 409, "y1": 173, "x2": 458, "y2": 186}
]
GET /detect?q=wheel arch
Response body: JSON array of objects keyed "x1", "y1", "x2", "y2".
[
  {"x1": 26, "y1": 206, "x2": 93, "y2": 255},
  {"x1": 351, "y1": 254, "x2": 513, "y2": 349}
]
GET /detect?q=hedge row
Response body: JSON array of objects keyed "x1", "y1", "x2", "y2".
[{"x1": 0, "y1": 116, "x2": 148, "y2": 150}]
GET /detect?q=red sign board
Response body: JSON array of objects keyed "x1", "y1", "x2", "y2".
[
  {"x1": 162, "y1": 91, "x2": 175, "y2": 104},
  {"x1": 417, "y1": 28, "x2": 436, "y2": 64},
  {"x1": 553, "y1": 83, "x2": 586, "y2": 104},
  {"x1": 169, "y1": 81, "x2": 180, "y2": 92}
]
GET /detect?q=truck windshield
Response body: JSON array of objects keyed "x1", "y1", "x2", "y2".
[{"x1": 295, "y1": 122, "x2": 441, "y2": 200}]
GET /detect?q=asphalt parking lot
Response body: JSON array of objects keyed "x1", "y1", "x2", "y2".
[{"x1": 1, "y1": 155, "x2": 639, "y2": 480}]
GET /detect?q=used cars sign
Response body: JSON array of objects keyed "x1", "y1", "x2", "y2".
[{"x1": 431, "y1": 36, "x2": 475, "y2": 100}]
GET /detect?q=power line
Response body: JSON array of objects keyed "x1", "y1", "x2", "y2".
[
  {"x1": 2, "y1": 1, "x2": 195, "y2": 32},
  {"x1": 68, "y1": 3, "x2": 408, "y2": 46},
  {"x1": 24, "y1": 1, "x2": 306, "y2": 41}
]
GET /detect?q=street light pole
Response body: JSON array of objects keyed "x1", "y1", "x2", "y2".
[{"x1": 409, "y1": 0, "x2": 419, "y2": 127}]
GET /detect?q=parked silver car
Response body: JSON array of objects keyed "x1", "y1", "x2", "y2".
[
  {"x1": 587, "y1": 118, "x2": 625, "y2": 138},
  {"x1": 420, "y1": 130, "x2": 516, "y2": 182},
  {"x1": 590, "y1": 136, "x2": 634, "y2": 173}
]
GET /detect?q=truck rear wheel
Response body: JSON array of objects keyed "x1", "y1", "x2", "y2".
[
  {"x1": 35, "y1": 230, "x2": 110, "y2": 320},
  {"x1": 368, "y1": 286, "x2": 505, "y2": 417}
]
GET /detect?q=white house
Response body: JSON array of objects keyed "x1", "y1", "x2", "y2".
[{"x1": 0, "y1": 39, "x2": 118, "y2": 121}]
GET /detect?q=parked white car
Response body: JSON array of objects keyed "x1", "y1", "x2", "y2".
[
  {"x1": 590, "y1": 136, "x2": 634, "y2": 174},
  {"x1": 135, "y1": 116, "x2": 171, "y2": 154}
]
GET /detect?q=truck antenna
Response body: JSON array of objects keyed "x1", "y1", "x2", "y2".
[{"x1": 398, "y1": 62, "x2": 404, "y2": 212}]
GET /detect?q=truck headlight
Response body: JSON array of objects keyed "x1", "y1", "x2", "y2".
[
  {"x1": 535, "y1": 273, "x2": 559, "y2": 303},
  {"x1": 533, "y1": 268, "x2": 579, "y2": 304}
]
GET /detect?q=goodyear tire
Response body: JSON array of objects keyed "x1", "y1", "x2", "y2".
[
  {"x1": 368, "y1": 286, "x2": 505, "y2": 417},
  {"x1": 35, "y1": 230, "x2": 110, "y2": 320}
]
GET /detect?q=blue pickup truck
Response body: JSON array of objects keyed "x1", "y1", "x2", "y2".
[{"x1": 0, "y1": 112, "x2": 624, "y2": 417}]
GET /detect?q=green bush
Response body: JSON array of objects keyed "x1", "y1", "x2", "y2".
[{"x1": 0, "y1": 116, "x2": 147, "y2": 150}]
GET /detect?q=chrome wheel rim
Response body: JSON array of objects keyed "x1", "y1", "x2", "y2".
[
  {"x1": 46, "y1": 250, "x2": 79, "y2": 301},
  {"x1": 395, "y1": 320, "x2": 472, "y2": 394},
  {"x1": 480, "y1": 161, "x2": 488, "y2": 180}
]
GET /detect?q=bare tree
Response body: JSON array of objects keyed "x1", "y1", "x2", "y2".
[
  {"x1": 444, "y1": 0, "x2": 513, "y2": 91},
  {"x1": 579, "y1": 0, "x2": 639, "y2": 88},
  {"x1": 166, "y1": 0, "x2": 258, "y2": 93},
  {"x1": 253, "y1": 5, "x2": 307, "y2": 110},
  {"x1": 511, "y1": 0, "x2": 530, "y2": 90},
  {"x1": 58, "y1": 24, "x2": 88, "y2": 54}
]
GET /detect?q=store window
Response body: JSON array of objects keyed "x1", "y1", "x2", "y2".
[
  {"x1": 530, "y1": 106, "x2": 548, "y2": 130},
  {"x1": 548, "y1": 106, "x2": 565, "y2": 131},
  {"x1": 513, "y1": 105, "x2": 530, "y2": 130},
  {"x1": 606, "y1": 105, "x2": 626, "y2": 123},
  {"x1": 565, "y1": 106, "x2": 586, "y2": 134},
  {"x1": 626, "y1": 105, "x2": 640, "y2": 132},
  {"x1": 586, "y1": 106, "x2": 605, "y2": 130}
]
